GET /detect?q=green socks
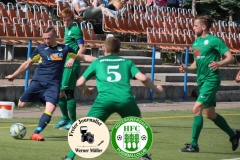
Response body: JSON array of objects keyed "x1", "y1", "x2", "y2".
[
  {"x1": 190, "y1": 115, "x2": 203, "y2": 147},
  {"x1": 58, "y1": 96, "x2": 69, "y2": 120},
  {"x1": 67, "y1": 149, "x2": 76, "y2": 159},
  {"x1": 190, "y1": 114, "x2": 235, "y2": 147},
  {"x1": 212, "y1": 114, "x2": 235, "y2": 138},
  {"x1": 67, "y1": 98, "x2": 77, "y2": 124}
]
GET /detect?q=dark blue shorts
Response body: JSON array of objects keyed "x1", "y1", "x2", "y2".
[{"x1": 20, "y1": 80, "x2": 60, "y2": 106}]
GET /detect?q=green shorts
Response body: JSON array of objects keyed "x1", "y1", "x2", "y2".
[
  {"x1": 86, "y1": 98, "x2": 141, "y2": 122},
  {"x1": 196, "y1": 81, "x2": 220, "y2": 108},
  {"x1": 60, "y1": 66, "x2": 80, "y2": 91}
]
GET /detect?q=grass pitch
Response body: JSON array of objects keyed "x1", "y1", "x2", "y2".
[{"x1": 0, "y1": 108, "x2": 240, "y2": 160}]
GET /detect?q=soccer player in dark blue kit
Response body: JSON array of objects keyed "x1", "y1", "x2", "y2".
[{"x1": 5, "y1": 27, "x2": 96, "y2": 141}]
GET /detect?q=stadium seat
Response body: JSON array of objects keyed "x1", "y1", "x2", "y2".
[{"x1": 0, "y1": 24, "x2": 9, "y2": 43}]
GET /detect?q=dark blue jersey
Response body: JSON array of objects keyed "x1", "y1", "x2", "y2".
[{"x1": 30, "y1": 44, "x2": 78, "y2": 85}]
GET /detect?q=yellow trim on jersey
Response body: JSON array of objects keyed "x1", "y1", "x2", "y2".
[
  {"x1": 67, "y1": 52, "x2": 78, "y2": 59},
  {"x1": 52, "y1": 44, "x2": 58, "y2": 47},
  {"x1": 29, "y1": 54, "x2": 42, "y2": 63}
]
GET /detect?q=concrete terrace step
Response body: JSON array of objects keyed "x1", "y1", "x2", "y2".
[
  {"x1": 0, "y1": 46, "x2": 153, "y2": 60},
  {"x1": 146, "y1": 73, "x2": 197, "y2": 82},
  {"x1": 0, "y1": 79, "x2": 240, "y2": 102},
  {"x1": 0, "y1": 63, "x2": 239, "y2": 80}
]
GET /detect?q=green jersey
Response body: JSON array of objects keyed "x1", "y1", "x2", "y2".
[
  {"x1": 64, "y1": 24, "x2": 83, "y2": 66},
  {"x1": 82, "y1": 55, "x2": 140, "y2": 102},
  {"x1": 192, "y1": 34, "x2": 229, "y2": 84}
]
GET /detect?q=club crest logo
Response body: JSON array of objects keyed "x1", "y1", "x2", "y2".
[
  {"x1": 111, "y1": 116, "x2": 153, "y2": 159},
  {"x1": 204, "y1": 40, "x2": 209, "y2": 45}
]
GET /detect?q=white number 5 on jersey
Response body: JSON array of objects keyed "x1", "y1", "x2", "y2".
[{"x1": 107, "y1": 65, "x2": 121, "y2": 82}]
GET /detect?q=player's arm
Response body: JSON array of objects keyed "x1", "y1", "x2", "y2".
[
  {"x1": 5, "y1": 48, "x2": 40, "y2": 81},
  {"x1": 65, "y1": 38, "x2": 86, "y2": 68},
  {"x1": 130, "y1": 61, "x2": 163, "y2": 94},
  {"x1": 76, "y1": 61, "x2": 96, "y2": 95},
  {"x1": 216, "y1": 51, "x2": 234, "y2": 66},
  {"x1": 76, "y1": 76, "x2": 88, "y2": 91},
  {"x1": 235, "y1": 70, "x2": 240, "y2": 83},
  {"x1": 209, "y1": 38, "x2": 235, "y2": 70},
  {"x1": 76, "y1": 53, "x2": 97, "y2": 63},
  {"x1": 74, "y1": 38, "x2": 96, "y2": 62},
  {"x1": 5, "y1": 59, "x2": 34, "y2": 81},
  {"x1": 135, "y1": 72, "x2": 163, "y2": 94},
  {"x1": 179, "y1": 61, "x2": 197, "y2": 73}
]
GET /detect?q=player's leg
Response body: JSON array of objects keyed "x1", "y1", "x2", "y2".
[
  {"x1": 30, "y1": 83, "x2": 59, "y2": 141},
  {"x1": 59, "y1": 66, "x2": 80, "y2": 130},
  {"x1": 180, "y1": 102, "x2": 204, "y2": 152},
  {"x1": 59, "y1": 90, "x2": 76, "y2": 130},
  {"x1": 117, "y1": 99, "x2": 151, "y2": 160},
  {"x1": 18, "y1": 80, "x2": 43, "y2": 107},
  {"x1": 53, "y1": 90, "x2": 69, "y2": 128},
  {"x1": 54, "y1": 68, "x2": 72, "y2": 128},
  {"x1": 205, "y1": 94, "x2": 240, "y2": 151},
  {"x1": 180, "y1": 83, "x2": 210, "y2": 152}
]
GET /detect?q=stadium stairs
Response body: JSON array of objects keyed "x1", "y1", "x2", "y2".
[{"x1": 0, "y1": 46, "x2": 240, "y2": 103}]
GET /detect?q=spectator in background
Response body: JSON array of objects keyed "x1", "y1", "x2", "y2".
[
  {"x1": 167, "y1": 0, "x2": 181, "y2": 8},
  {"x1": 72, "y1": 0, "x2": 115, "y2": 19},
  {"x1": 146, "y1": 0, "x2": 167, "y2": 7},
  {"x1": 107, "y1": 0, "x2": 129, "y2": 16}
]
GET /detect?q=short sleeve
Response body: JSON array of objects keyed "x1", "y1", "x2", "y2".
[
  {"x1": 130, "y1": 61, "x2": 140, "y2": 79},
  {"x1": 67, "y1": 46, "x2": 78, "y2": 59},
  {"x1": 30, "y1": 47, "x2": 41, "y2": 63},
  {"x1": 72, "y1": 26, "x2": 83, "y2": 41},
  {"x1": 213, "y1": 37, "x2": 229, "y2": 55},
  {"x1": 82, "y1": 60, "x2": 97, "y2": 80}
]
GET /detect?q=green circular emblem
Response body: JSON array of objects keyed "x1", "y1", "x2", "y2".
[{"x1": 111, "y1": 116, "x2": 153, "y2": 159}]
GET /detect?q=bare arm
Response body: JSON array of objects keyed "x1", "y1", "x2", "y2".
[
  {"x1": 218, "y1": 51, "x2": 234, "y2": 66},
  {"x1": 135, "y1": 72, "x2": 163, "y2": 94},
  {"x1": 76, "y1": 76, "x2": 94, "y2": 95},
  {"x1": 76, "y1": 53, "x2": 97, "y2": 63},
  {"x1": 209, "y1": 51, "x2": 234, "y2": 70},
  {"x1": 66, "y1": 44, "x2": 87, "y2": 68},
  {"x1": 5, "y1": 59, "x2": 34, "y2": 80},
  {"x1": 73, "y1": 2, "x2": 92, "y2": 13},
  {"x1": 77, "y1": 76, "x2": 87, "y2": 90},
  {"x1": 78, "y1": 44, "x2": 86, "y2": 55},
  {"x1": 179, "y1": 61, "x2": 196, "y2": 73}
]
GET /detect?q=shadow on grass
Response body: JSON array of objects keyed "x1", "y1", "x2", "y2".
[
  {"x1": 199, "y1": 151, "x2": 240, "y2": 155},
  {"x1": 46, "y1": 135, "x2": 67, "y2": 141},
  {"x1": 150, "y1": 125, "x2": 223, "y2": 130}
]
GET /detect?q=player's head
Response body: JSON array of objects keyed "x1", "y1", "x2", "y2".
[
  {"x1": 61, "y1": 8, "x2": 74, "y2": 28},
  {"x1": 103, "y1": 37, "x2": 121, "y2": 55},
  {"x1": 193, "y1": 15, "x2": 213, "y2": 37},
  {"x1": 42, "y1": 27, "x2": 57, "y2": 46}
]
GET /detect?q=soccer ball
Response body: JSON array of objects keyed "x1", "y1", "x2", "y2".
[
  {"x1": 117, "y1": 135, "x2": 122, "y2": 141},
  {"x1": 141, "y1": 135, "x2": 147, "y2": 141},
  {"x1": 10, "y1": 123, "x2": 27, "y2": 139}
]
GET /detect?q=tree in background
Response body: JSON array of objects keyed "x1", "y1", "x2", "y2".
[
  {"x1": 219, "y1": 0, "x2": 240, "y2": 22},
  {"x1": 182, "y1": 0, "x2": 240, "y2": 23}
]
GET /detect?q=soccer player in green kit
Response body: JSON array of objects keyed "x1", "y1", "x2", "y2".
[
  {"x1": 53, "y1": 8, "x2": 87, "y2": 130},
  {"x1": 62, "y1": 37, "x2": 163, "y2": 160},
  {"x1": 179, "y1": 15, "x2": 240, "y2": 152}
]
